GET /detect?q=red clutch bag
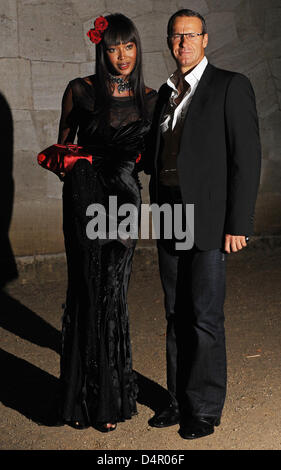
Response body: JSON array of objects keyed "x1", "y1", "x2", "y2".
[{"x1": 37, "y1": 144, "x2": 93, "y2": 175}]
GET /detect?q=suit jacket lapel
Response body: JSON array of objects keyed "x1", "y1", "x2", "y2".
[
  {"x1": 153, "y1": 84, "x2": 172, "y2": 167},
  {"x1": 156, "y1": 84, "x2": 172, "y2": 129},
  {"x1": 183, "y1": 63, "x2": 216, "y2": 126}
]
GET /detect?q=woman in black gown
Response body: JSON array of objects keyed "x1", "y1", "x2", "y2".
[{"x1": 57, "y1": 14, "x2": 157, "y2": 432}]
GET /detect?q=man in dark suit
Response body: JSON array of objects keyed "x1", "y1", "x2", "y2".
[{"x1": 146, "y1": 9, "x2": 261, "y2": 439}]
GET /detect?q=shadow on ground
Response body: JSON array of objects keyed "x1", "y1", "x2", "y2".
[
  {"x1": 0, "y1": 286, "x2": 170, "y2": 427},
  {"x1": 0, "y1": 290, "x2": 61, "y2": 354}
]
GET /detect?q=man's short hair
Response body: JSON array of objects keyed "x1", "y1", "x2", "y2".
[{"x1": 167, "y1": 9, "x2": 207, "y2": 37}]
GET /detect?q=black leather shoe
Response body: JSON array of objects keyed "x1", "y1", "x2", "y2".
[
  {"x1": 179, "y1": 416, "x2": 220, "y2": 440},
  {"x1": 148, "y1": 403, "x2": 180, "y2": 428}
]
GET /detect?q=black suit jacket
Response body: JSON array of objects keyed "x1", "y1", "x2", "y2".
[{"x1": 146, "y1": 63, "x2": 261, "y2": 251}]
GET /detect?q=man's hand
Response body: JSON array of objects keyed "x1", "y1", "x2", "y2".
[{"x1": 224, "y1": 234, "x2": 247, "y2": 253}]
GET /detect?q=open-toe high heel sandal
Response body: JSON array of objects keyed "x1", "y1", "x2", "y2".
[
  {"x1": 95, "y1": 422, "x2": 117, "y2": 433},
  {"x1": 71, "y1": 421, "x2": 89, "y2": 429}
]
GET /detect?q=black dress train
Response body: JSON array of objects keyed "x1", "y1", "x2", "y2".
[{"x1": 58, "y1": 77, "x2": 157, "y2": 426}]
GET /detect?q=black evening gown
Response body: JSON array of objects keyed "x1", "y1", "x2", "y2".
[{"x1": 59, "y1": 77, "x2": 157, "y2": 426}]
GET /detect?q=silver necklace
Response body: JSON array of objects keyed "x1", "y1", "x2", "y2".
[{"x1": 108, "y1": 73, "x2": 132, "y2": 94}]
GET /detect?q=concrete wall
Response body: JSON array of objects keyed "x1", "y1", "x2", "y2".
[{"x1": 0, "y1": 0, "x2": 280, "y2": 265}]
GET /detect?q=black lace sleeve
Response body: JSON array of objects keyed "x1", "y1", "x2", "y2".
[
  {"x1": 145, "y1": 90, "x2": 158, "y2": 121},
  {"x1": 141, "y1": 90, "x2": 158, "y2": 174},
  {"x1": 57, "y1": 83, "x2": 78, "y2": 144}
]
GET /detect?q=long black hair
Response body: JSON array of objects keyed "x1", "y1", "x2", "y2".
[{"x1": 94, "y1": 13, "x2": 147, "y2": 121}]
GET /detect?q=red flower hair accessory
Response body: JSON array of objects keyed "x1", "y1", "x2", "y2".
[{"x1": 87, "y1": 16, "x2": 108, "y2": 44}]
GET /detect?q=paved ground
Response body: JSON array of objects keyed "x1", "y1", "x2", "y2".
[{"x1": 0, "y1": 242, "x2": 281, "y2": 451}]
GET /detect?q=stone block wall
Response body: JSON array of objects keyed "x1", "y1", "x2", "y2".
[{"x1": 0, "y1": 0, "x2": 280, "y2": 260}]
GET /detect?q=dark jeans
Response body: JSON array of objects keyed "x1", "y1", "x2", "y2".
[{"x1": 156, "y1": 185, "x2": 227, "y2": 419}]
